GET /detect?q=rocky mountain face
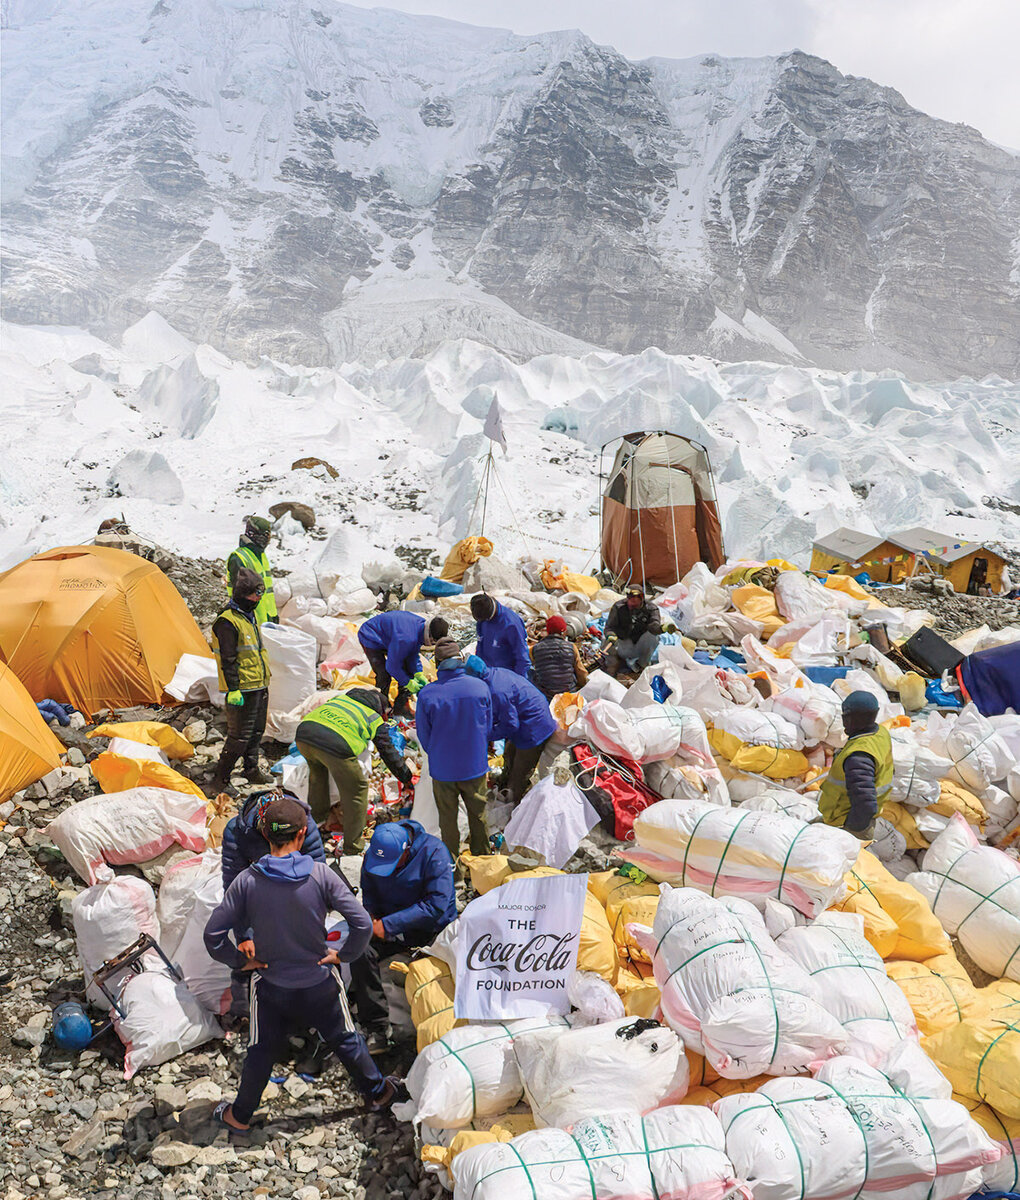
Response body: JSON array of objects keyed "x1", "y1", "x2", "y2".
[{"x1": 2, "y1": 0, "x2": 1018, "y2": 375}]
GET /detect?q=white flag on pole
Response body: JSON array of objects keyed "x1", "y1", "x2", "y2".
[{"x1": 483, "y1": 395, "x2": 508, "y2": 455}]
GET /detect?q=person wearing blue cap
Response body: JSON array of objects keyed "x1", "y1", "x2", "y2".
[
  {"x1": 349, "y1": 819, "x2": 456, "y2": 1054},
  {"x1": 819, "y1": 691, "x2": 893, "y2": 839}
]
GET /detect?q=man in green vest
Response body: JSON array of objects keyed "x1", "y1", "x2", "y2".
[
  {"x1": 226, "y1": 517, "x2": 278, "y2": 626},
  {"x1": 819, "y1": 691, "x2": 893, "y2": 839},
  {"x1": 294, "y1": 689, "x2": 413, "y2": 854},
  {"x1": 211, "y1": 568, "x2": 273, "y2": 794}
]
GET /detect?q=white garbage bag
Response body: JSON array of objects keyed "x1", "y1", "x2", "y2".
[
  {"x1": 776, "y1": 912, "x2": 918, "y2": 1064},
  {"x1": 716, "y1": 1042, "x2": 1001, "y2": 1200},
  {"x1": 502, "y1": 776, "x2": 599, "y2": 869},
  {"x1": 923, "y1": 705, "x2": 1014, "y2": 795},
  {"x1": 578, "y1": 670, "x2": 628, "y2": 706},
  {"x1": 765, "y1": 683, "x2": 843, "y2": 746},
  {"x1": 394, "y1": 1017, "x2": 569, "y2": 1129},
  {"x1": 738, "y1": 787, "x2": 821, "y2": 823},
  {"x1": 707, "y1": 707, "x2": 805, "y2": 751},
  {"x1": 72, "y1": 870, "x2": 161, "y2": 1011},
  {"x1": 631, "y1": 886, "x2": 846, "y2": 1077},
  {"x1": 572, "y1": 699, "x2": 645, "y2": 761},
  {"x1": 157, "y1": 850, "x2": 222, "y2": 957},
  {"x1": 113, "y1": 969, "x2": 222, "y2": 1080},
  {"x1": 262, "y1": 621, "x2": 318, "y2": 739},
  {"x1": 164, "y1": 654, "x2": 222, "y2": 705},
  {"x1": 451, "y1": 1106, "x2": 749, "y2": 1200},
  {"x1": 514, "y1": 1016, "x2": 688, "y2": 1128},
  {"x1": 889, "y1": 729, "x2": 953, "y2": 807},
  {"x1": 46, "y1": 787, "x2": 208, "y2": 885},
  {"x1": 907, "y1": 813, "x2": 1020, "y2": 981},
  {"x1": 628, "y1": 799, "x2": 859, "y2": 917},
  {"x1": 172, "y1": 871, "x2": 232, "y2": 1014}
]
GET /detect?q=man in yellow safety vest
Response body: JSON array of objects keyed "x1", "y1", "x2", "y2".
[
  {"x1": 227, "y1": 517, "x2": 278, "y2": 626},
  {"x1": 819, "y1": 691, "x2": 893, "y2": 840}
]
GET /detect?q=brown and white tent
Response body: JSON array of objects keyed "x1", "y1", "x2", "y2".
[{"x1": 601, "y1": 431, "x2": 724, "y2": 587}]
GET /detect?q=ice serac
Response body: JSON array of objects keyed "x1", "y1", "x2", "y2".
[{"x1": 2, "y1": 0, "x2": 1018, "y2": 375}]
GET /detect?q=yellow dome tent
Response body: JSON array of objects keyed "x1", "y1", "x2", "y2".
[
  {"x1": 0, "y1": 664, "x2": 64, "y2": 803},
  {"x1": 0, "y1": 546, "x2": 210, "y2": 719}
]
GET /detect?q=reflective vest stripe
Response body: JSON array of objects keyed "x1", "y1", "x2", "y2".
[
  {"x1": 212, "y1": 608, "x2": 271, "y2": 692},
  {"x1": 229, "y1": 546, "x2": 278, "y2": 624}
]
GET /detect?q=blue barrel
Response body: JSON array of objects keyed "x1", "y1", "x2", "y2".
[{"x1": 52, "y1": 1001, "x2": 94, "y2": 1050}]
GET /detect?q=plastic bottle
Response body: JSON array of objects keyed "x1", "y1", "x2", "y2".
[{"x1": 898, "y1": 671, "x2": 926, "y2": 712}]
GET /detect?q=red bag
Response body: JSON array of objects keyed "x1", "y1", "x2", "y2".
[{"x1": 570, "y1": 743, "x2": 659, "y2": 841}]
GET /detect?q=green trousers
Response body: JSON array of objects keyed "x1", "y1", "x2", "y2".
[
  {"x1": 432, "y1": 775, "x2": 489, "y2": 858},
  {"x1": 296, "y1": 740, "x2": 368, "y2": 854}
]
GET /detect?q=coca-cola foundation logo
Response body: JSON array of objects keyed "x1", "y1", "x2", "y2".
[{"x1": 465, "y1": 930, "x2": 577, "y2": 974}]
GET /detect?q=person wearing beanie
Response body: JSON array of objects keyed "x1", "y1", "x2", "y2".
[
  {"x1": 470, "y1": 593, "x2": 530, "y2": 677},
  {"x1": 357, "y1": 613, "x2": 448, "y2": 718},
  {"x1": 602, "y1": 585, "x2": 662, "y2": 677},
  {"x1": 211, "y1": 567, "x2": 273, "y2": 793},
  {"x1": 203, "y1": 796, "x2": 398, "y2": 1128},
  {"x1": 465, "y1": 655, "x2": 558, "y2": 804},
  {"x1": 415, "y1": 639, "x2": 493, "y2": 857},
  {"x1": 294, "y1": 688, "x2": 412, "y2": 853},
  {"x1": 531, "y1": 615, "x2": 589, "y2": 700},
  {"x1": 819, "y1": 691, "x2": 893, "y2": 839},
  {"x1": 226, "y1": 516, "x2": 278, "y2": 626}
]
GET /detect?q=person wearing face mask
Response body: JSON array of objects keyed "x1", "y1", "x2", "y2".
[
  {"x1": 227, "y1": 516, "x2": 278, "y2": 626},
  {"x1": 211, "y1": 567, "x2": 273, "y2": 794}
]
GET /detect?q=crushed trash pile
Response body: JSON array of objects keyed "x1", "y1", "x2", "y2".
[{"x1": 1, "y1": 534, "x2": 1019, "y2": 1200}]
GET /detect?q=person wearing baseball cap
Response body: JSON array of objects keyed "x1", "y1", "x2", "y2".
[
  {"x1": 530, "y1": 614, "x2": 589, "y2": 700},
  {"x1": 350, "y1": 820, "x2": 456, "y2": 1054},
  {"x1": 818, "y1": 691, "x2": 893, "y2": 839}
]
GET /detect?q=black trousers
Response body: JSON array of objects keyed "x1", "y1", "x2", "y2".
[
  {"x1": 233, "y1": 972, "x2": 384, "y2": 1122},
  {"x1": 365, "y1": 649, "x2": 416, "y2": 710},
  {"x1": 216, "y1": 688, "x2": 268, "y2": 779},
  {"x1": 349, "y1": 936, "x2": 414, "y2": 1036},
  {"x1": 503, "y1": 737, "x2": 550, "y2": 804}
]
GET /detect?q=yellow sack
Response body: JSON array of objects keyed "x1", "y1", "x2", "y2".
[
  {"x1": 731, "y1": 585, "x2": 786, "y2": 639},
  {"x1": 952, "y1": 1094, "x2": 1020, "y2": 1192},
  {"x1": 766, "y1": 558, "x2": 800, "y2": 572},
  {"x1": 933, "y1": 779, "x2": 987, "y2": 827},
  {"x1": 90, "y1": 753, "x2": 205, "y2": 797},
  {"x1": 834, "y1": 850, "x2": 951, "y2": 962},
  {"x1": 823, "y1": 575, "x2": 886, "y2": 608},
  {"x1": 880, "y1": 801, "x2": 929, "y2": 851},
  {"x1": 391, "y1": 957, "x2": 463, "y2": 1051},
  {"x1": 88, "y1": 721, "x2": 194, "y2": 760},
  {"x1": 461, "y1": 852, "x2": 514, "y2": 894},
  {"x1": 885, "y1": 954, "x2": 982, "y2": 1037},
  {"x1": 540, "y1": 560, "x2": 600, "y2": 598},
  {"x1": 421, "y1": 1113, "x2": 538, "y2": 1175},
  {"x1": 924, "y1": 1012, "x2": 1020, "y2": 1118},
  {"x1": 588, "y1": 870, "x2": 661, "y2": 965},
  {"x1": 440, "y1": 536, "x2": 493, "y2": 583},
  {"x1": 708, "y1": 727, "x2": 809, "y2": 779},
  {"x1": 682, "y1": 1076, "x2": 774, "y2": 1106},
  {"x1": 614, "y1": 960, "x2": 660, "y2": 1019}
]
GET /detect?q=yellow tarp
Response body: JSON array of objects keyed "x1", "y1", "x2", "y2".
[
  {"x1": 824, "y1": 575, "x2": 887, "y2": 608},
  {"x1": 541, "y1": 560, "x2": 600, "y2": 597},
  {"x1": 0, "y1": 664, "x2": 65, "y2": 805},
  {"x1": 834, "y1": 850, "x2": 952, "y2": 962},
  {"x1": 953, "y1": 1094, "x2": 1020, "y2": 1191},
  {"x1": 682, "y1": 1076, "x2": 773, "y2": 1106},
  {"x1": 880, "y1": 801, "x2": 929, "y2": 851},
  {"x1": 730, "y1": 585, "x2": 785, "y2": 638},
  {"x1": 708, "y1": 727, "x2": 810, "y2": 779},
  {"x1": 924, "y1": 1007, "x2": 1020, "y2": 1118},
  {"x1": 88, "y1": 721, "x2": 193, "y2": 760},
  {"x1": 90, "y1": 752, "x2": 205, "y2": 798},
  {"x1": 614, "y1": 960, "x2": 661, "y2": 1018},
  {"x1": 440, "y1": 537, "x2": 493, "y2": 583},
  {"x1": 421, "y1": 1114, "x2": 537, "y2": 1174}
]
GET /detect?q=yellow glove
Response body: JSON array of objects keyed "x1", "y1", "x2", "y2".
[{"x1": 226, "y1": 690, "x2": 245, "y2": 706}]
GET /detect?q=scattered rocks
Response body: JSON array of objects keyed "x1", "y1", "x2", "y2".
[
  {"x1": 183, "y1": 719, "x2": 208, "y2": 744},
  {"x1": 151, "y1": 1142, "x2": 199, "y2": 1168}
]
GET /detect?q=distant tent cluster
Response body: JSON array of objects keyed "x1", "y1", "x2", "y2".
[
  {"x1": 601, "y1": 431, "x2": 724, "y2": 587},
  {"x1": 811, "y1": 527, "x2": 1008, "y2": 594}
]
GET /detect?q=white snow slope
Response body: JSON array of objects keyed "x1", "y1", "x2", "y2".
[{"x1": 1, "y1": 316, "x2": 1016, "y2": 577}]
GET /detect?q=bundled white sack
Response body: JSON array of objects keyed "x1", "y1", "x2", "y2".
[
  {"x1": 451, "y1": 1106, "x2": 750, "y2": 1200},
  {"x1": 889, "y1": 729, "x2": 953, "y2": 807},
  {"x1": 628, "y1": 799, "x2": 859, "y2": 917},
  {"x1": 923, "y1": 705, "x2": 1014, "y2": 795},
  {"x1": 514, "y1": 1016, "x2": 688, "y2": 1128},
  {"x1": 776, "y1": 912, "x2": 918, "y2": 1064},
  {"x1": 164, "y1": 654, "x2": 222, "y2": 705},
  {"x1": 775, "y1": 570, "x2": 861, "y2": 622},
  {"x1": 738, "y1": 787, "x2": 821, "y2": 824},
  {"x1": 394, "y1": 1017, "x2": 569, "y2": 1129},
  {"x1": 72, "y1": 870, "x2": 160, "y2": 1010},
  {"x1": 46, "y1": 787, "x2": 207, "y2": 885},
  {"x1": 716, "y1": 1042, "x2": 1002, "y2": 1200},
  {"x1": 643, "y1": 755, "x2": 731, "y2": 807},
  {"x1": 707, "y1": 707, "x2": 805, "y2": 752},
  {"x1": 114, "y1": 969, "x2": 222, "y2": 1080},
  {"x1": 907, "y1": 813, "x2": 1020, "y2": 980},
  {"x1": 573, "y1": 699, "x2": 645, "y2": 761},
  {"x1": 172, "y1": 871, "x2": 232, "y2": 1014},
  {"x1": 627, "y1": 704, "x2": 717, "y2": 765},
  {"x1": 833, "y1": 669, "x2": 904, "y2": 722},
  {"x1": 630, "y1": 886, "x2": 846, "y2": 1077},
  {"x1": 157, "y1": 851, "x2": 221, "y2": 957},
  {"x1": 765, "y1": 682, "x2": 843, "y2": 746},
  {"x1": 262, "y1": 621, "x2": 318, "y2": 739}
]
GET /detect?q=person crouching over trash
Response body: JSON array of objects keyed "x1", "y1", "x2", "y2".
[
  {"x1": 204, "y1": 795, "x2": 399, "y2": 1129},
  {"x1": 819, "y1": 691, "x2": 893, "y2": 840}
]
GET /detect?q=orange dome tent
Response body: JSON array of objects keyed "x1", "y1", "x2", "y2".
[
  {"x1": 0, "y1": 546, "x2": 210, "y2": 719},
  {"x1": 0, "y1": 664, "x2": 65, "y2": 803}
]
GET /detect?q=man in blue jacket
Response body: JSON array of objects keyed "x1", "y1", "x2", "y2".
[
  {"x1": 358, "y1": 612, "x2": 449, "y2": 717},
  {"x1": 470, "y1": 594, "x2": 530, "y2": 677},
  {"x1": 350, "y1": 820, "x2": 456, "y2": 1053},
  {"x1": 203, "y1": 796, "x2": 398, "y2": 1128},
  {"x1": 220, "y1": 788, "x2": 332, "y2": 1018},
  {"x1": 466, "y1": 656, "x2": 558, "y2": 804},
  {"x1": 415, "y1": 638, "x2": 492, "y2": 857}
]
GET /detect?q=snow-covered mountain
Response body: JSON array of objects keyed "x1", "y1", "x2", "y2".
[{"x1": 3, "y1": 0, "x2": 1018, "y2": 376}]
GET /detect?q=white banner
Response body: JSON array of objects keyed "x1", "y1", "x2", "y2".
[{"x1": 454, "y1": 873, "x2": 587, "y2": 1020}]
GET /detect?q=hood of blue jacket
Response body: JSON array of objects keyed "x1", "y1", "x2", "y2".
[{"x1": 253, "y1": 851, "x2": 315, "y2": 881}]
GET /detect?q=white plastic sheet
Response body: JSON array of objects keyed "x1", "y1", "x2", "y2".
[{"x1": 503, "y1": 776, "x2": 599, "y2": 869}]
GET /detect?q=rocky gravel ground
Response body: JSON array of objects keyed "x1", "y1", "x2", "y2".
[{"x1": 871, "y1": 577, "x2": 1018, "y2": 639}]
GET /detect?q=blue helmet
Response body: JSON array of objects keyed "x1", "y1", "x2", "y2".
[{"x1": 364, "y1": 823, "x2": 411, "y2": 877}]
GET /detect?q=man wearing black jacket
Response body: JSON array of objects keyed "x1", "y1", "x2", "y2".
[{"x1": 603, "y1": 585, "x2": 662, "y2": 676}]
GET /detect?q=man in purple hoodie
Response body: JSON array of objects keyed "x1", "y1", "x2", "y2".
[{"x1": 204, "y1": 796, "x2": 398, "y2": 1128}]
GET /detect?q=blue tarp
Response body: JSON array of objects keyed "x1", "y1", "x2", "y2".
[{"x1": 959, "y1": 641, "x2": 1020, "y2": 717}]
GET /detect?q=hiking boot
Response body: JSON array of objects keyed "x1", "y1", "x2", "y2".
[
  {"x1": 243, "y1": 763, "x2": 272, "y2": 785},
  {"x1": 364, "y1": 1028, "x2": 392, "y2": 1056},
  {"x1": 390, "y1": 692, "x2": 413, "y2": 719},
  {"x1": 366, "y1": 1075, "x2": 403, "y2": 1112}
]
